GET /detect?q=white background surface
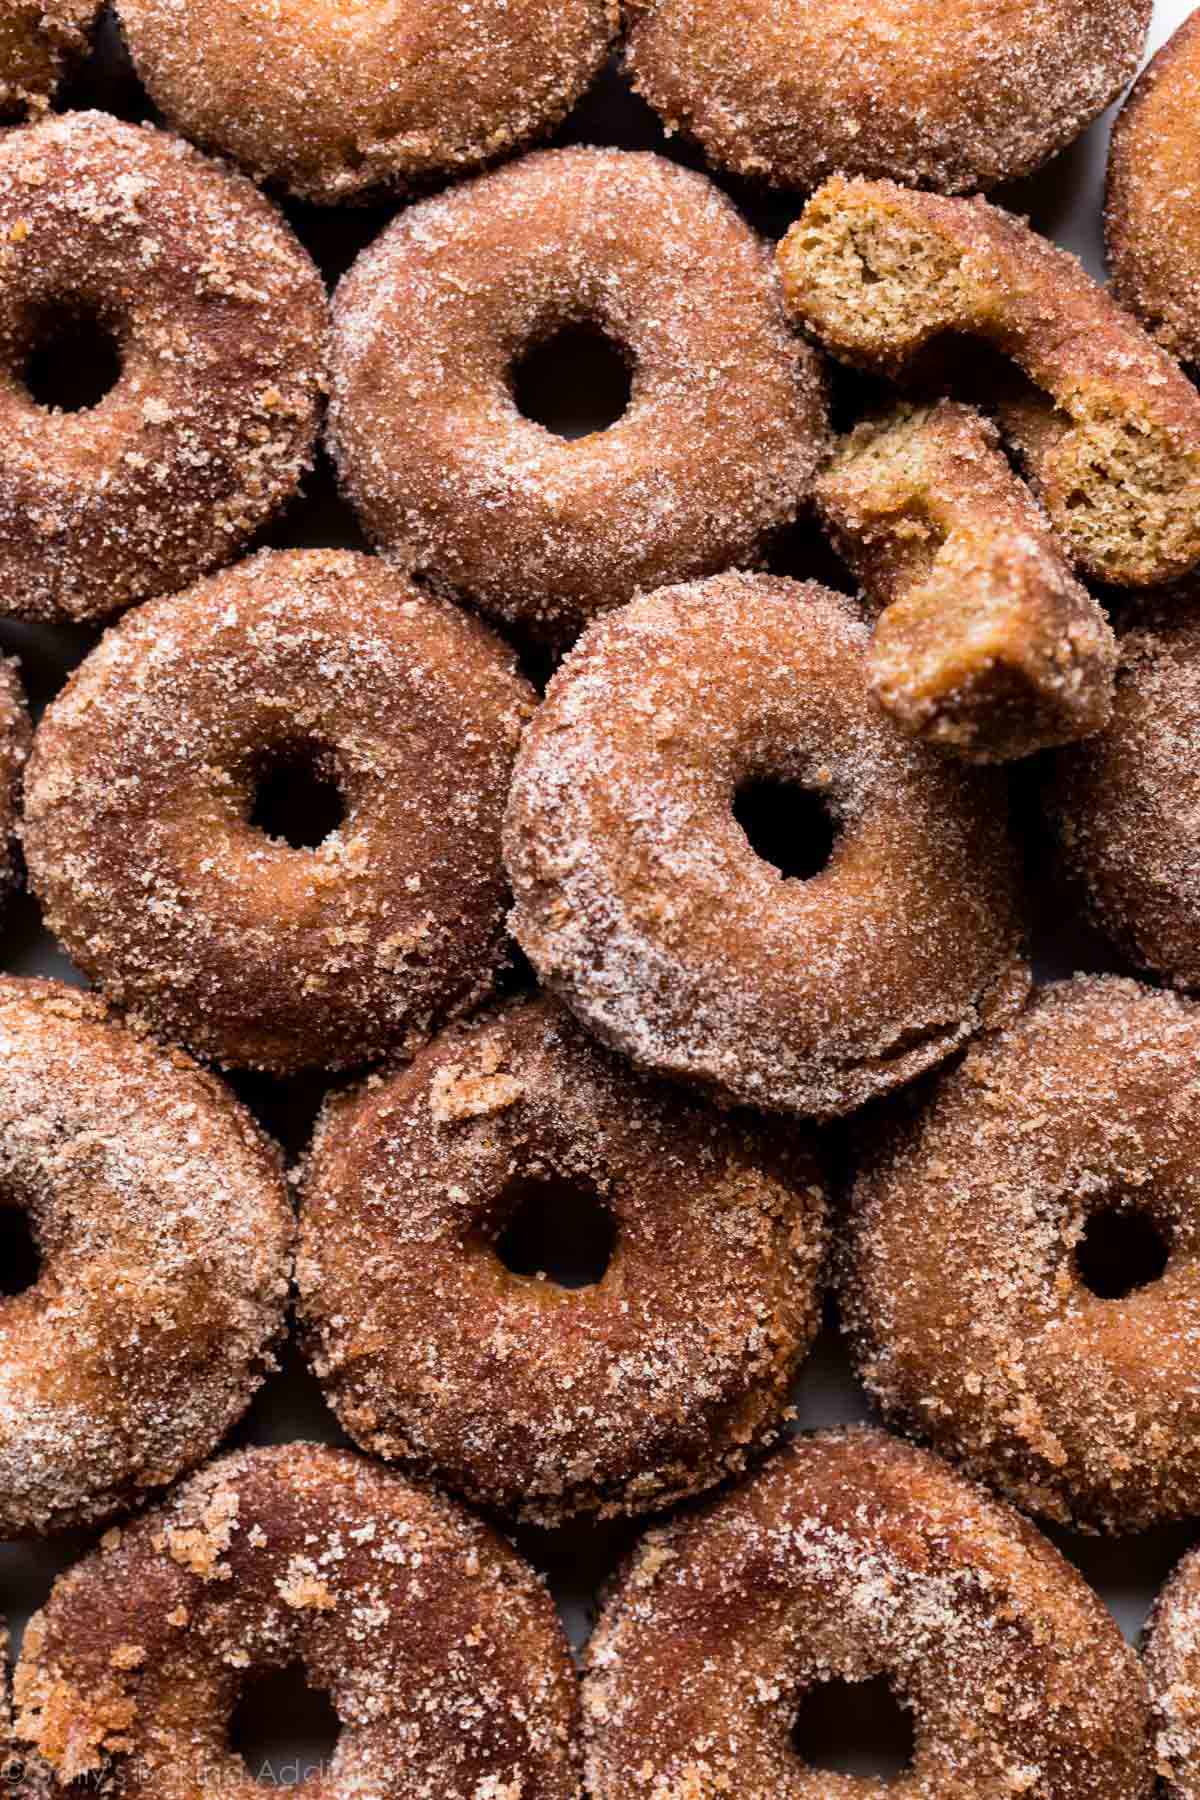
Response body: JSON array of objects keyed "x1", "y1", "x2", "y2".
[{"x1": 3, "y1": 0, "x2": 1200, "y2": 1782}]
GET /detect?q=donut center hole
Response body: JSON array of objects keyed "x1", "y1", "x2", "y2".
[
  {"x1": 513, "y1": 327, "x2": 632, "y2": 439},
  {"x1": 250, "y1": 749, "x2": 344, "y2": 851},
  {"x1": 733, "y1": 780, "x2": 837, "y2": 881},
  {"x1": 494, "y1": 1176, "x2": 617, "y2": 1289},
  {"x1": 0, "y1": 1206, "x2": 38, "y2": 1298},
  {"x1": 23, "y1": 306, "x2": 122, "y2": 413},
  {"x1": 1076, "y1": 1207, "x2": 1169, "y2": 1301},
  {"x1": 791, "y1": 1675, "x2": 915, "y2": 1780},
  {"x1": 229, "y1": 1662, "x2": 340, "y2": 1787}
]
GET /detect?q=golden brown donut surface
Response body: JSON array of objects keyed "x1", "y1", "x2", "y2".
[
  {"x1": 817, "y1": 400, "x2": 1116, "y2": 762},
  {"x1": 624, "y1": 0, "x2": 1149, "y2": 195},
  {"x1": 583, "y1": 1428, "x2": 1153, "y2": 1799},
  {"x1": 115, "y1": 0, "x2": 616, "y2": 205},
  {"x1": 23, "y1": 549, "x2": 535, "y2": 1075},
  {"x1": 328, "y1": 148, "x2": 828, "y2": 650},
  {"x1": 0, "y1": 977, "x2": 292, "y2": 1539},
  {"x1": 0, "y1": 0, "x2": 98, "y2": 116},
  {"x1": 778, "y1": 177, "x2": 1200, "y2": 592},
  {"x1": 0, "y1": 111, "x2": 326, "y2": 624},
  {"x1": 1144, "y1": 1547, "x2": 1200, "y2": 1800},
  {"x1": 504, "y1": 571, "x2": 1028, "y2": 1119},
  {"x1": 11, "y1": 1443, "x2": 581, "y2": 1798},
  {"x1": 298, "y1": 993, "x2": 828, "y2": 1526},
  {"x1": 842, "y1": 976, "x2": 1200, "y2": 1534},
  {"x1": 1109, "y1": 9, "x2": 1200, "y2": 368}
]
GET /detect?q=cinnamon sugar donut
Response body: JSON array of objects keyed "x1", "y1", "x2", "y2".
[
  {"x1": 0, "y1": 111, "x2": 325, "y2": 624},
  {"x1": 583, "y1": 1428, "x2": 1153, "y2": 1799},
  {"x1": 0, "y1": 977, "x2": 291, "y2": 1539},
  {"x1": 297, "y1": 993, "x2": 828, "y2": 1526},
  {"x1": 504, "y1": 572, "x2": 1029, "y2": 1119},
  {"x1": 0, "y1": 0, "x2": 98, "y2": 116},
  {"x1": 329, "y1": 148, "x2": 828, "y2": 650},
  {"x1": 116, "y1": 0, "x2": 616, "y2": 204},
  {"x1": 0, "y1": 658, "x2": 29, "y2": 910},
  {"x1": 1144, "y1": 1547, "x2": 1200, "y2": 1799},
  {"x1": 10, "y1": 1443, "x2": 580, "y2": 1798},
  {"x1": 624, "y1": 0, "x2": 1150, "y2": 195},
  {"x1": 23, "y1": 549, "x2": 535, "y2": 1075},
  {"x1": 842, "y1": 976, "x2": 1200, "y2": 1534}
]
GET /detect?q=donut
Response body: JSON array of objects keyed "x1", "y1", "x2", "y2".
[
  {"x1": 0, "y1": 111, "x2": 326, "y2": 625},
  {"x1": 840, "y1": 975, "x2": 1200, "y2": 1534},
  {"x1": 1045, "y1": 598, "x2": 1200, "y2": 987},
  {"x1": 778, "y1": 178, "x2": 1200, "y2": 591},
  {"x1": 816, "y1": 401, "x2": 1116, "y2": 762},
  {"x1": 625, "y1": 0, "x2": 1149, "y2": 197},
  {"x1": 0, "y1": 976, "x2": 292, "y2": 1538},
  {"x1": 1145, "y1": 1547, "x2": 1200, "y2": 1799},
  {"x1": 11, "y1": 1443, "x2": 580, "y2": 1798},
  {"x1": 23, "y1": 549, "x2": 535, "y2": 1076},
  {"x1": 297, "y1": 992, "x2": 828, "y2": 1526},
  {"x1": 0, "y1": 0, "x2": 98, "y2": 116},
  {"x1": 582, "y1": 1428, "x2": 1153, "y2": 1799},
  {"x1": 328, "y1": 148, "x2": 828, "y2": 650},
  {"x1": 504, "y1": 571, "x2": 1029, "y2": 1119},
  {"x1": 0, "y1": 658, "x2": 29, "y2": 909},
  {"x1": 115, "y1": 0, "x2": 616, "y2": 205},
  {"x1": 1109, "y1": 9, "x2": 1200, "y2": 368}
]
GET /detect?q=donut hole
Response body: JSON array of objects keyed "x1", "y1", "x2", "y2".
[
  {"x1": 250, "y1": 746, "x2": 345, "y2": 851},
  {"x1": 229, "y1": 1662, "x2": 340, "y2": 1787},
  {"x1": 23, "y1": 304, "x2": 122, "y2": 413},
  {"x1": 791, "y1": 1675, "x2": 916, "y2": 1780},
  {"x1": 0, "y1": 1204, "x2": 38, "y2": 1298},
  {"x1": 512, "y1": 326, "x2": 633, "y2": 439},
  {"x1": 733, "y1": 780, "x2": 837, "y2": 881},
  {"x1": 1075, "y1": 1206, "x2": 1170, "y2": 1301},
  {"x1": 494, "y1": 1175, "x2": 617, "y2": 1289}
]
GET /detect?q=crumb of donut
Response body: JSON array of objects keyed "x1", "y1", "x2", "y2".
[{"x1": 0, "y1": 0, "x2": 98, "y2": 117}]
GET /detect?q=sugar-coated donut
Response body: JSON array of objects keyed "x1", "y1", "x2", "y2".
[
  {"x1": 583, "y1": 1428, "x2": 1153, "y2": 1799},
  {"x1": 0, "y1": 658, "x2": 29, "y2": 911},
  {"x1": 23, "y1": 549, "x2": 535, "y2": 1076},
  {"x1": 1145, "y1": 1547, "x2": 1200, "y2": 1799},
  {"x1": 0, "y1": 977, "x2": 292, "y2": 1538},
  {"x1": 298, "y1": 993, "x2": 828, "y2": 1526},
  {"x1": 1109, "y1": 9, "x2": 1200, "y2": 368},
  {"x1": 0, "y1": 0, "x2": 98, "y2": 116},
  {"x1": 779, "y1": 178, "x2": 1200, "y2": 591},
  {"x1": 329, "y1": 148, "x2": 828, "y2": 650},
  {"x1": 842, "y1": 976, "x2": 1200, "y2": 1534},
  {"x1": 11, "y1": 1443, "x2": 580, "y2": 1797},
  {"x1": 504, "y1": 572, "x2": 1028, "y2": 1119},
  {"x1": 624, "y1": 0, "x2": 1149, "y2": 196},
  {"x1": 816, "y1": 401, "x2": 1116, "y2": 762},
  {"x1": 116, "y1": 0, "x2": 616, "y2": 205},
  {"x1": 0, "y1": 112, "x2": 326, "y2": 624}
]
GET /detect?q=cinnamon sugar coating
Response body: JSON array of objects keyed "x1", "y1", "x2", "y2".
[
  {"x1": 298, "y1": 993, "x2": 827, "y2": 1527},
  {"x1": 328, "y1": 148, "x2": 828, "y2": 650},
  {"x1": 23, "y1": 549, "x2": 535, "y2": 1075},
  {"x1": 1109, "y1": 9, "x2": 1200, "y2": 369},
  {"x1": 1144, "y1": 1547, "x2": 1200, "y2": 1799},
  {"x1": 0, "y1": 658, "x2": 29, "y2": 910},
  {"x1": 1045, "y1": 597, "x2": 1200, "y2": 988},
  {"x1": 778, "y1": 178, "x2": 1200, "y2": 592},
  {"x1": 0, "y1": 0, "x2": 98, "y2": 117},
  {"x1": 583, "y1": 1428, "x2": 1153, "y2": 1799},
  {"x1": 842, "y1": 977, "x2": 1200, "y2": 1534},
  {"x1": 624, "y1": 0, "x2": 1149, "y2": 195},
  {"x1": 504, "y1": 572, "x2": 1029, "y2": 1119},
  {"x1": 817, "y1": 401, "x2": 1116, "y2": 762},
  {"x1": 116, "y1": 0, "x2": 616, "y2": 205},
  {"x1": 0, "y1": 977, "x2": 292, "y2": 1539},
  {"x1": 0, "y1": 112, "x2": 326, "y2": 624},
  {"x1": 10, "y1": 1443, "x2": 581, "y2": 1798}
]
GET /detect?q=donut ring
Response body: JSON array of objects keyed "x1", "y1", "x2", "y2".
[
  {"x1": 816, "y1": 401, "x2": 1116, "y2": 762},
  {"x1": 504, "y1": 571, "x2": 1029, "y2": 1119},
  {"x1": 0, "y1": 0, "x2": 99, "y2": 117},
  {"x1": 582, "y1": 1428, "x2": 1153, "y2": 1799},
  {"x1": 297, "y1": 993, "x2": 828, "y2": 1526},
  {"x1": 1109, "y1": 10, "x2": 1200, "y2": 368},
  {"x1": 1145, "y1": 1548, "x2": 1200, "y2": 1799},
  {"x1": 0, "y1": 657, "x2": 29, "y2": 909},
  {"x1": 1045, "y1": 598, "x2": 1200, "y2": 988},
  {"x1": 778, "y1": 178, "x2": 1200, "y2": 591},
  {"x1": 329, "y1": 148, "x2": 828, "y2": 650},
  {"x1": 11, "y1": 1443, "x2": 580, "y2": 1798},
  {"x1": 115, "y1": 0, "x2": 616, "y2": 205},
  {"x1": 23, "y1": 549, "x2": 535, "y2": 1075},
  {"x1": 0, "y1": 977, "x2": 292, "y2": 1538},
  {"x1": 841, "y1": 976, "x2": 1200, "y2": 1533},
  {"x1": 0, "y1": 112, "x2": 326, "y2": 625}
]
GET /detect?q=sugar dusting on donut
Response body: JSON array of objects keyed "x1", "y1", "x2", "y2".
[
  {"x1": 1145, "y1": 1547, "x2": 1200, "y2": 1799},
  {"x1": 0, "y1": 0, "x2": 98, "y2": 117}
]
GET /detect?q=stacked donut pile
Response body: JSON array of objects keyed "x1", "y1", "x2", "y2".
[{"x1": 6, "y1": 2, "x2": 1200, "y2": 1797}]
